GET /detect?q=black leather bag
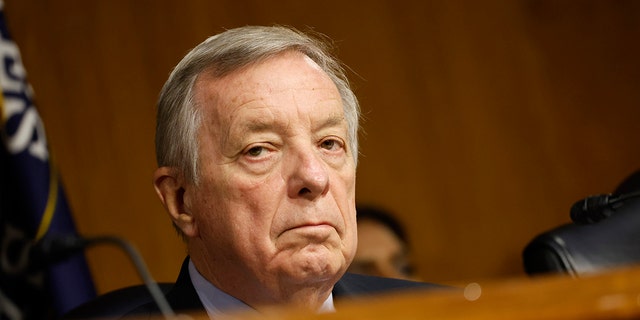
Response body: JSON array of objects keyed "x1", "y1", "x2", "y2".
[{"x1": 523, "y1": 170, "x2": 640, "y2": 277}]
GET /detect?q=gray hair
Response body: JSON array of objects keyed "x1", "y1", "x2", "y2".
[{"x1": 156, "y1": 25, "x2": 361, "y2": 184}]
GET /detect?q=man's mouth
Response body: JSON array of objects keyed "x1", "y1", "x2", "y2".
[{"x1": 280, "y1": 222, "x2": 334, "y2": 236}]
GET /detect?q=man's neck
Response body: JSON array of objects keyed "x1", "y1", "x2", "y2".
[{"x1": 188, "y1": 259, "x2": 336, "y2": 317}]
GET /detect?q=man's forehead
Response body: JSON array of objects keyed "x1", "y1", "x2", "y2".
[
  {"x1": 194, "y1": 53, "x2": 338, "y2": 108},
  {"x1": 198, "y1": 56, "x2": 343, "y2": 120},
  {"x1": 197, "y1": 51, "x2": 326, "y2": 86}
]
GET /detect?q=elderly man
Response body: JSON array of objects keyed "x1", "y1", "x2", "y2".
[
  {"x1": 149, "y1": 25, "x2": 439, "y2": 318},
  {"x1": 64, "y1": 25, "x2": 439, "y2": 319}
]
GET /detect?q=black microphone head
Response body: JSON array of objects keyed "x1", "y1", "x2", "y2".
[
  {"x1": 28, "y1": 235, "x2": 89, "y2": 272},
  {"x1": 570, "y1": 194, "x2": 613, "y2": 225}
]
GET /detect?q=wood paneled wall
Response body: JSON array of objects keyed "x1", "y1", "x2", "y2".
[{"x1": 4, "y1": 0, "x2": 640, "y2": 293}]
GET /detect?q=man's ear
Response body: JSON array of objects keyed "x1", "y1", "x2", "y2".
[{"x1": 153, "y1": 167, "x2": 198, "y2": 237}]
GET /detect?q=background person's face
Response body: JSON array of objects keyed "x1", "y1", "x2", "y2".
[
  {"x1": 186, "y1": 51, "x2": 357, "y2": 301},
  {"x1": 349, "y1": 219, "x2": 413, "y2": 280}
]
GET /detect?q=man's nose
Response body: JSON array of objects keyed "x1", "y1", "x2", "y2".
[{"x1": 287, "y1": 149, "x2": 330, "y2": 200}]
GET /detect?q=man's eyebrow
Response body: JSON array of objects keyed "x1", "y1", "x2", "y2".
[
  {"x1": 316, "y1": 114, "x2": 347, "y2": 130},
  {"x1": 242, "y1": 118, "x2": 275, "y2": 132},
  {"x1": 237, "y1": 114, "x2": 346, "y2": 132}
]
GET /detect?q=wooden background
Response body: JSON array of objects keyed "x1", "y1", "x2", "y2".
[{"x1": 4, "y1": 0, "x2": 640, "y2": 293}]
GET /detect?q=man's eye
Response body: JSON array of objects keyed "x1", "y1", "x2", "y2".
[
  {"x1": 320, "y1": 139, "x2": 341, "y2": 150},
  {"x1": 247, "y1": 146, "x2": 265, "y2": 157}
]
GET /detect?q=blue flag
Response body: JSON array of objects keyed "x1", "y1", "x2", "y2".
[{"x1": 0, "y1": 1, "x2": 96, "y2": 319}]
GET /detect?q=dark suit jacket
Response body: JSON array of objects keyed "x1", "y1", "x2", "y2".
[{"x1": 65, "y1": 257, "x2": 443, "y2": 319}]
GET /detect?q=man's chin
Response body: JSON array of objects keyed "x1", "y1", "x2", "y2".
[{"x1": 279, "y1": 248, "x2": 346, "y2": 283}]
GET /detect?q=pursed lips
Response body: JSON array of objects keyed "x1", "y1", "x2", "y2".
[{"x1": 279, "y1": 221, "x2": 336, "y2": 236}]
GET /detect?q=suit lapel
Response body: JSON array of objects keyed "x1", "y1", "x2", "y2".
[{"x1": 165, "y1": 257, "x2": 205, "y2": 312}]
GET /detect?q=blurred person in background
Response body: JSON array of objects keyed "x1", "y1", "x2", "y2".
[{"x1": 348, "y1": 205, "x2": 418, "y2": 280}]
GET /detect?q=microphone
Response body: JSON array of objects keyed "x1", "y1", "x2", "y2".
[
  {"x1": 27, "y1": 235, "x2": 91, "y2": 272},
  {"x1": 570, "y1": 191, "x2": 640, "y2": 224},
  {"x1": 10, "y1": 234, "x2": 178, "y2": 319},
  {"x1": 1, "y1": 233, "x2": 88, "y2": 275}
]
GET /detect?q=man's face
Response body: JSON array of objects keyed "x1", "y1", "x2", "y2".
[{"x1": 185, "y1": 51, "x2": 357, "y2": 300}]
